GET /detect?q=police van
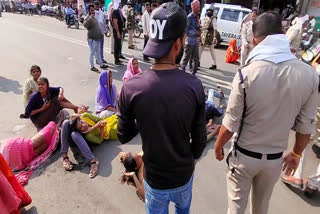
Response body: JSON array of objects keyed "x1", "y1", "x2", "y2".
[{"x1": 200, "y1": 3, "x2": 251, "y2": 46}]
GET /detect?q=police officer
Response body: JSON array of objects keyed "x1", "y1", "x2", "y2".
[
  {"x1": 199, "y1": 5, "x2": 217, "y2": 70},
  {"x1": 240, "y1": 10, "x2": 257, "y2": 66},
  {"x1": 215, "y1": 12, "x2": 318, "y2": 214},
  {"x1": 126, "y1": 0, "x2": 135, "y2": 49}
]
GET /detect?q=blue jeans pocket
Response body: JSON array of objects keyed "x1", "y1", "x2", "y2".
[{"x1": 145, "y1": 195, "x2": 168, "y2": 214}]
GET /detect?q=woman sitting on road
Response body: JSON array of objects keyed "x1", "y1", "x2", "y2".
[
  {"x1": 225, "y1": 38, "x2": 240, "y2": 64},
  {"x1": 22, "y1": 77, "x2": 79, "y2": 130},
  {"x1": 119, "y1": 151, "x2": 145, "y2": 201},
  {"x1": 23, "y1": 65, "x2": 41, "y2": 107},
  {"x1": 0, "y1": 121, "x2": 61, "y2": 185},
  {"x1": 96, "y1": 70, "x2": 118, "y2": 119},
  {"x1": 122, "y1": 58, "x2": 142, "y2": 82}
]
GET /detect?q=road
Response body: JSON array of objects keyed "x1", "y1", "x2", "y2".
[{"x1": 0, "y1": 12, "x2": 319, "y2": 214}]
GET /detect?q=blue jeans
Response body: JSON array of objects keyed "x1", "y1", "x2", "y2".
[
  {"x1": 60, "y1": 120, "x2": 95, "y2": 161},
  {"x1": 205, "y1": 89, "x2": 224, "y2": 120},
  {"x1": 88, "y1": 39, "x2": 102, "y2": 68},
  {"x1": 207, "y1": 89, "x2": 224, "y2": 101},
  {"x1": 144, "y1": 176, "x2": 194, "y2": 214},
  {"x1": 66, "y1": 14, "x2": 71, "y2": 25}
]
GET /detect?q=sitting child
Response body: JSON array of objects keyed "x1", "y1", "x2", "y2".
[
  {"x1": 119, "y1": 151, "x2": 145, "y2": 201},
  {"x1": 23, "y1": 65, "x2": 41, "y2": 107}
]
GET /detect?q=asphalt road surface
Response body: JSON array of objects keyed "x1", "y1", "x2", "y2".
[{"x1": 0, "y1": 12, "x2": 319, "y2": 214}]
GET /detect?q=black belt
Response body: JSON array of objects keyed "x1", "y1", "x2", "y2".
[{"x1": 235, "y1": 143, "x2": 283, "y2": 160}]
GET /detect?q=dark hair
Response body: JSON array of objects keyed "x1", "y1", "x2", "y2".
[
  {"x1": 123, "y1": 152, "x2": 137, "y2": 172},
  {"x1": 37, "y1": 77, "x2": 51, "y2": 99},
  {"x1": 30, "y1": 65, "x2": 41, "y2": 75},
  {"x1": 151, "y1": 2, "x2": 158, "y2": 7},
  {"x1": 38, "y1": 77, "x2": 49, "y2": 87},
  {"x1": 88, "y1": 4, "x2": 94, "y2": 10},
  {"x1": 145, "y1": 2, "x2": 150, "y2": 7},
  {"x1": 94, "y1": 1, "x2": 100, "y2": 6},
  {"x1": 69, "y1": 117, "x2": 80, "y2": 132},
  {"x1": 252, "y1": 9, "x2": 258, "y2": 14},
  {"x1": 252, "y1": 12, "x2": 282, "y2": 39}
]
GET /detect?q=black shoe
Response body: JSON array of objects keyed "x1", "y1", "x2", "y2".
[
  {"x1": 102, "y1": 59, "x2": 107, "y2": 63},
  {"x1": 100, "y1": 64, "x2": 108, "y2": 69},
  {"x1": 143, "y1": 58, "x2": 150, "y2": 62},
  {"x1": 128, "y1": 45, "x2": 135, "y2": 49},
  {"x1": 91, "y1": 67, "x2": 99, "y2": 72},
  {"x1": 209, "y1": 65, "x2": 217, "y2": 70},
  {"x1": 192, "y1": 71, "x2": 197, "y2": 75},
  {"x1": 119, "y1": 55, "x2": 126, "y2": 59},
  {"x1": 312, "y1": 144, "x2": 320, "y2": 158}
]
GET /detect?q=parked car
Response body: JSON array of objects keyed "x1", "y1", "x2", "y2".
[{"x1": 200, "y1": 3, "x2": 251, "y2": 46}]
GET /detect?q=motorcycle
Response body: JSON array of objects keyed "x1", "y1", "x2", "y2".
[
  {"x1": 134, "y1": 18, "x2": 143, "y2": 38},
  {"x1": 301, "y1": 38, "x2": 320, "y2": 64},
  {"x1": 68, "y1": 13, "x2": 79, "y2": 29}
]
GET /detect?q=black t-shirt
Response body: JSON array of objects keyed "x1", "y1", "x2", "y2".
[
  {"x1": 117, "y1": 68, "x2": 207, "y2": 189},
  {"x1": 111, "y1": 9, "x2": 124, "y2": 33}
]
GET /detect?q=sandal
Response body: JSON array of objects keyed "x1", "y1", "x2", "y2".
[
  {"x1": 89, "y1": 161, "x2": 99, "y2": 179},
  {"x1": 304, "y1": 178, "x2": 314, "y2": 198},
  {"x1": 62, "y1": 157, "x2": 74, "y2": 171}
]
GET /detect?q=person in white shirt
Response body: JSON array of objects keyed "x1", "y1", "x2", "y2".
[
  {"x1": 107, "y1": 0, "x2": 114, "y2": 54},
  {"x1": 94, "y1": 1, "x2": 107, "y2": 63},
  {"x1": 240, "y1": 10, "x2": 257, "y2": 66},
  {"x1": 142, "y1": 2, "x2": 151, "y2": 61}
]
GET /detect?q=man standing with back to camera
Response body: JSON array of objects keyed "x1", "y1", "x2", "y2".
[
  {"x1": 215, "y1": 12, "x2": 318, "y2": 214},
  {"x1": 117, "y1": 2, "x2": 206, "y2": 214}
]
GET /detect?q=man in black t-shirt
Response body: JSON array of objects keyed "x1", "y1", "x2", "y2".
[
  {"x1": 111, "y1": 0, "x2": 124, "y2": 65},
  {"x1": 117, "y1": 2, "x2": 206, "y2": 213}
]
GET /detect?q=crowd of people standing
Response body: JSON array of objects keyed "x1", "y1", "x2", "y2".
[{"x1": 1, "y1": 0, "x2": 320, "y2": 214}]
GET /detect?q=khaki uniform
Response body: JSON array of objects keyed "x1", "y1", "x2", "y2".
[
  {"x1": 240, "y1": 20, "x2": 254, "y2": 66},
  {"x1": 223, "y1": 59, "x2": 318, "y2": 214},
  {"x1": 126, "y1": 7, "x2": 135, "y2": 47},
  {"x1": 286, "y1": 24, "x2": 302, "y2": 53},
  {"x1": 200, "y1": 16, "x2": 217, "y2": 65}
]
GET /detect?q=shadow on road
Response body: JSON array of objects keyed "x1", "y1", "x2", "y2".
[
  {"x1": 21, "y1": 205, "x2": 38, "y2": 214},
  {"x1": 284, "y1": 183, "x2": 320, "y2": 207},
  {"x1": 0, "y1": 76, "x2": 23, "y2": 94},
  {"x1": 67, "y1": 140, "x2": 122, "y2": 178}
]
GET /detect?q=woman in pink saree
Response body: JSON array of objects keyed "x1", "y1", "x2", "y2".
[
  {"x1": 0, "y1": 121, "x2": 60, "y2": 185},
  {"x1": 122, "y1": 58, "x2": 142, "y2": 82}
]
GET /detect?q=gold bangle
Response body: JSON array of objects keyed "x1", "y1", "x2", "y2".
[{"x1": 291, "y1": 150, "x2": 302, "y2": 158}]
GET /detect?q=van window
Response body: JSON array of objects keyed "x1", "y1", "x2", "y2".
[
  {"x1": 220, "y1": 8, "x2": 241, "y2": 22},
  {"x1": 214, "y1": 7, "x2": 219, "y2": 16},
  {"x1": 242, "y1": 12, "x2": 250, "y2": 19}
]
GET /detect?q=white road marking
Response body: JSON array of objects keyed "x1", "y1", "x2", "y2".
[
  {"x1": 2, "y1": 18, "x2": 233, "y2": 91},
  {"x1": 197, "y1": 73, "x2": 232, "y2": 90}
]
